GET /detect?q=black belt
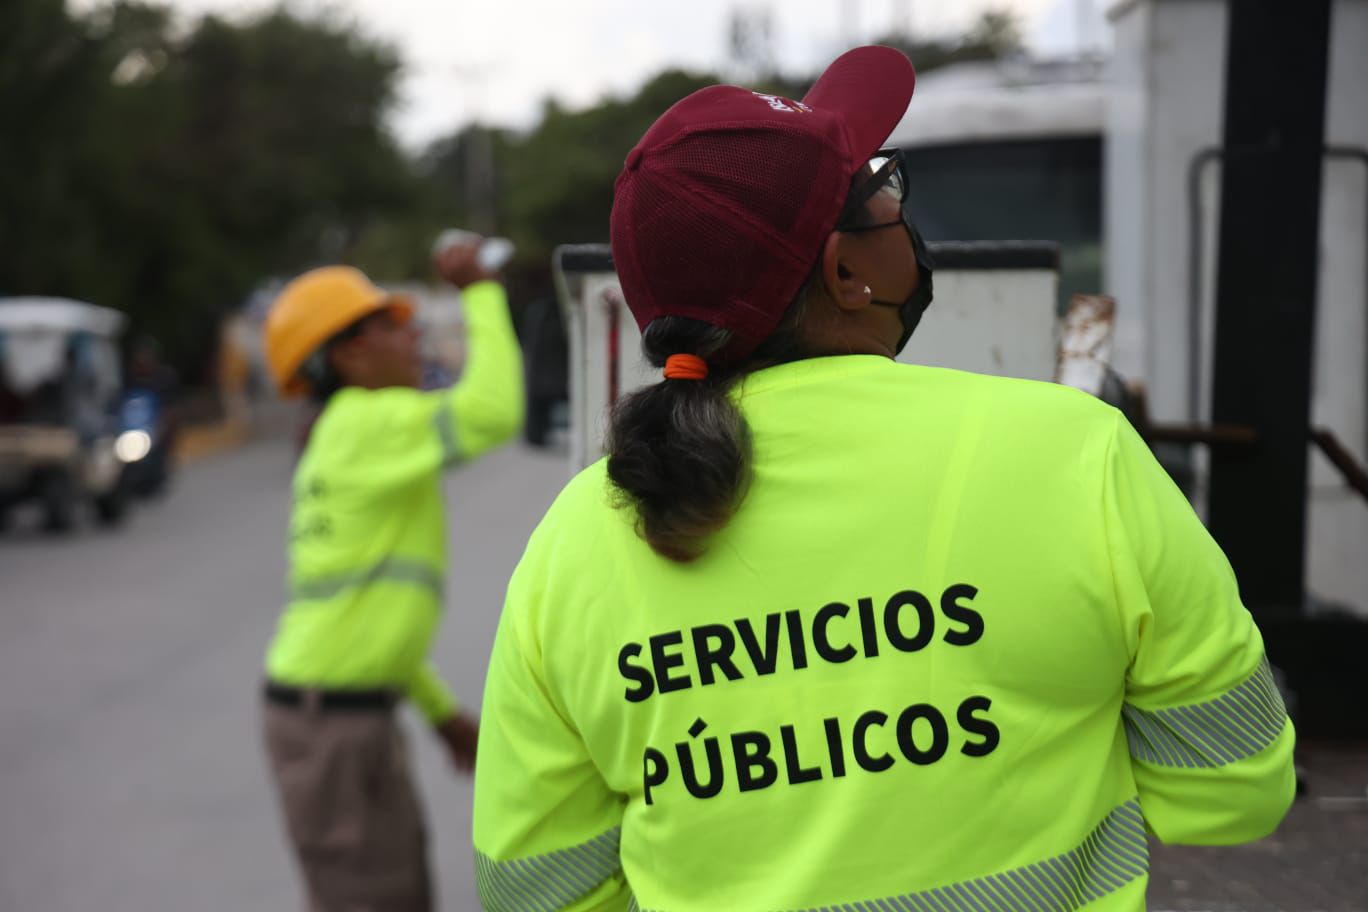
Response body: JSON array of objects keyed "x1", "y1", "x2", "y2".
[{"x1": 263, "y1": 681, "x2": 397, "y2": 712}]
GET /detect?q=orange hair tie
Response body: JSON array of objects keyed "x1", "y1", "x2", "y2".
[{"x1": 663, "y1": 353, "x2": 709, "y2": 381}]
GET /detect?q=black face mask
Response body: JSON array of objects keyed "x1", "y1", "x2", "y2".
[{"x1": 868, "y1": 197, "x2": 935, "y2": 356}]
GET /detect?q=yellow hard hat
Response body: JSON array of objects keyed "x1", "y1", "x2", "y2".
[{"x1": 264, "y1": 266, "x2": 414, "y2": 397}]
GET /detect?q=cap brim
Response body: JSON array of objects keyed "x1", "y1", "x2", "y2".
[{"x1": 803, "y1": 45, "x2": 915, "y2": 166}]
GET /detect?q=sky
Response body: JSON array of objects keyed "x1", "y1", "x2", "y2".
[{"x1": 104, "y1": 0, "x2": 1111, "y2": 148}]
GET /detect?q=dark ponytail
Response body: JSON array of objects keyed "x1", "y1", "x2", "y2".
[{"x1": 606, "y1": 291, "x2": 809, "y2": 562}]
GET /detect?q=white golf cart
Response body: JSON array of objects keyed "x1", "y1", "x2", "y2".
[{"x1": 0, "y1": 298, "x2": 129, "y2": 531}]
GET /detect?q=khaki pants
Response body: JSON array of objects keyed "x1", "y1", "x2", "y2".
[{"x1": 263, "y1": 698, "x2": 432, "y2": 912}]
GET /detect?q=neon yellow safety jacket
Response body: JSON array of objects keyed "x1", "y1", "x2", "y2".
[
  {"x1": 265, "y1": 280, "x2": 523, "y2": 723},
  {"x1": 472, "y1": 355, "x2": 1294, "y2": 911}
]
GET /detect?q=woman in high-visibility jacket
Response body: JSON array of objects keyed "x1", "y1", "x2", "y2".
[
  {"x1": 262, "y1": 240, "x2": 522, "y2": 910},
  {"x1": 472, "y1": 47, "x2": 1294, "y2": 912}
]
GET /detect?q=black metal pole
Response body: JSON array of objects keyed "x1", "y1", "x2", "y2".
[{"x1": 1207, "y1": 0, "x2": 1333, "y2": 616}]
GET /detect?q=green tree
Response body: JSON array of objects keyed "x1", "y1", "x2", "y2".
[
  {"x1": 414, "y1": 11, "x2": 1026, "y2": 308},
  {"x1": 1, "y1": 0, "x2": 419, "y2": 375},
  {"x1": 514, "y1": 69, "x2": 718, "y2": 258},
  {"x1": 2, "y1": 1, "x2": 1030, "y2": 376},
  {"x1": 0, "y1": 0, "x2": 116, "y2": 307},
  {"x1": 726, "y1": 6, "x2": 777, "y2": 83},
  {"x1": 410, "y1": 69, "x2": 720, "y2": 315},
  {"x1": 967, "y1": 10, "x2": 1023, "y2": 55},
  {"x1": 872, "y1": 8, "x2": 1024, "y2": 74}
]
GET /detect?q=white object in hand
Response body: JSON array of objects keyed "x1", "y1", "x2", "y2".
[{"x1": 433, "y1": 229, "x2": 515, "y2": 272}]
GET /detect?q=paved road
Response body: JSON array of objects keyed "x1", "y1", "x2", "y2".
[
  {"x1": 2, "y1": 434, "x2": 1364, "y2": 911},
  {"x1": 0, "y1": 436, "x2": 570, "y2": 911}
]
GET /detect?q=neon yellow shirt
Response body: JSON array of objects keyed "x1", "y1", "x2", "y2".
[
  {"x1": 473, "y1": 355, "x2": 1294, "y2": 911},
  {"x1": 265, "y1": 280, "x2": 523, "y2": 723}
]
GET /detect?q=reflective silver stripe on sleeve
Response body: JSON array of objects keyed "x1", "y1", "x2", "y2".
[
  {"x1": 434, "y1": 396, "x2": 462, "y2": 465},
  {"x1": 291, "y1": 557, "x2": 444, "y2": 602},
  {"x1": 1122, "y1": 658, "x2": 1287, "y2": 768},
  {"x1": 475, "y1": 826, "x2": 622, "y2": 912},
  {"x1": 631, "y1": 800, "x2": 1146, "y2": 912}
]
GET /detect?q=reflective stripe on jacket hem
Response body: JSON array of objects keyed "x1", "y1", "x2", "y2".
[
  {"x1": 1123, "y1": 658, "x2": 1287, "y2": 768},
  {"x1": 475, "y1": 826, "x2": 622, "y2": 912},
  {"x1": 291, "y1": 557, "x2": 444, "y2": 602},
  {"x1": 516, "y1": 800, "x2": 1147, "y2": 912}
]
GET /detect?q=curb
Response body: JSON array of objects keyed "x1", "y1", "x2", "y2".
[{"x1": 174, "y1": 419, "x2": 251, "y2": 465}]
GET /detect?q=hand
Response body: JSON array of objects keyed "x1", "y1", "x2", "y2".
[
  {"x1": 435, "y1": 710, "x2": 479, "y2": 774},
  {"x1": 434, "y1": 238, "x2": 497, "y2": 290}
]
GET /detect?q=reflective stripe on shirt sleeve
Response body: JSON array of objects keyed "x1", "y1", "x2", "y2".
[
  {"x1": 434, "y1": 396, "x2": 462, "y2": 465},
  {"x1": 1122, "y1": 658, "x2": 1288, "y2": 768}
]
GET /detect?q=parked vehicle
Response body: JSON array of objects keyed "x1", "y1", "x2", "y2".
[{"x1": 0, "y1": 298, "x2": 129, "y2": 531}]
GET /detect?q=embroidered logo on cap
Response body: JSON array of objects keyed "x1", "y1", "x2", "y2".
[{"x1": 752, "y1": 92, "x2": 811, "y2": 114}]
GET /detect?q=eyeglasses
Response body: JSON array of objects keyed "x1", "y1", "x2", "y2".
[{"x1": 836, "y1": 148, "x2": 910, "y2": 232}]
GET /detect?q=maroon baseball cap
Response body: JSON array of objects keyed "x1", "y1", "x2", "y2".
[{"x1": 610, "y1": 45, "x2": 916, "y2": 363}]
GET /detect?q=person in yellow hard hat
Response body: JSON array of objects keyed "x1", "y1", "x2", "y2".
[
  {"x1": 469, "y1": 48, "x2": 1293, "y2": 911},
  {"x1": 261, "y1": 240, "x2": 522, "y2": 911}
]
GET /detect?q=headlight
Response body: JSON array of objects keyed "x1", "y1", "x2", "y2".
[{"x1": 115, "y1": 430, "x2": 153, "y2": 463}]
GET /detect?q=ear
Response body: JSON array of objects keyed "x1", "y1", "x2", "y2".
[{"x1": 819, "y1": 231, "x2": 873, "y2": 314}]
